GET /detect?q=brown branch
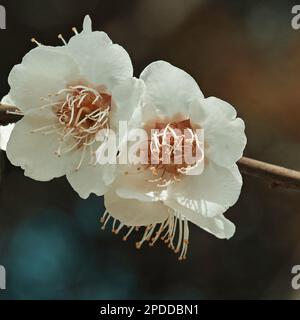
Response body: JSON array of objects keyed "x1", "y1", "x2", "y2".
[
  {"x1": 0, "y1": 103, "x2": 22, "y2": 125},
  {"x1": 1, "y1": 103, "x2": 300, "y2": 190},
  {"x1": 237, "y1": 157, "x2": 300, "y2": 190}
]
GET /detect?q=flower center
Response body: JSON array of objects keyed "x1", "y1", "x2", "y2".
[
  {"x1": 54, "y1": 85, "x2": 111, "y2": 150},
  {"x1": 32, "y1": 83, "x2": 112, "y2": 170},
  {"x1": 143, "y1": 119, "x2": 203, "y2": 187}
]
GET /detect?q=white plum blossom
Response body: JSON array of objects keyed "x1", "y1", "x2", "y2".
[
  {"x1": 0, "y1": 124, "x2": 14, "y2": 151},
  {"x1": 0, "y1": 95, "x2": 15, "y2": 151},
  {"x1": 4, "y1": 16, "x2": 144, "y2": 198},
  {"x1": 103, "y1": 61, "x2": 247, "y2": 260}
]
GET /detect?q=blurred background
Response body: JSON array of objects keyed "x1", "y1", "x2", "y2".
[{"x1": 0, "y1": 0, "x2": 300, "y2": 299}]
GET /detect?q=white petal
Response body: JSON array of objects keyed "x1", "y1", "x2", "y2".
[
  {"x1": 131, "y1": 104, "x2": 157, "y2": 127},
  {"x1": 190, "y1": 97, "x2": 237, "y2": 122},
  {"x1": 0, "y1": 95, "x2": 16, "y2": 151},
  {"x1": 140, "y1": 61, "x2": 204, "y2": 117},
  {"x1": 8, "y1": 46, "x2": 80, "y2": 112},
  {"x1": 0, "y1": 124, "x2": 14, "y2": 151},
  {"x1": 66, "y1": 161, "x2": 116, "y2": 199},
  {"x1": 1, "y1": 94, "x2": 14, "y2": 105},
  {"x1": 105, "y1": 189, "x2": 169, "y2": 226},
  {"x1": 115, "y1": 126, "x2": 169, "y2": 202},
  {"x1": 165, "y1": 198, "x2": 236, "y2": 239},
  {"x1": 196, "y1": 97, "x2": 247, "y2": 167},
  {"x1": 169, "y1": 162, "x2": 243, "y2": 209},
  {"x1": 6, "y1": 111, "x2": 79, "y2": 181},
  {"x1": 67, "y1": 31, "x2": 133, "y2": 88},
  {"x1": 82, "y1": 15, "x2": 92, "y2": 33},
  {"x1": 110, "y1": 77, "x2": 145, "y2": 131},
  {"x1": 113, "y1": 166, "x2": 167, "y2": 202}
]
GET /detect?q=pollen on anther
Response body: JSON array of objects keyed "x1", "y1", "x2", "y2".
[
  {"x1": 31, "y1": 38, "x2": 41, "y2": 46},
  {"x1": 58, "y1": 34, "x2": 67, "y2": 45},
  {"x1": 72, "y1": 27, "x2": 78, "y2": 34}
]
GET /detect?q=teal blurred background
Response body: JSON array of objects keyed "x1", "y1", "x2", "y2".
[{"x1": 0, "y1": 0, "x2": 300, "y2": 299}]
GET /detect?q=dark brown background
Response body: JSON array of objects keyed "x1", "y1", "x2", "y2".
[{"x1": 0, "y1": 0, "x2": 300, "y2": 299}]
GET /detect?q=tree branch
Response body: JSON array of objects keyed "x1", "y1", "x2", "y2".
[
  {"x1": 1, "y1": 103, "x2": 300, "y2": 190},
  {"x1": 237, "y1": 157, "x2": 300, "y2": 190},
  {"x1": 0, "y1": 103, "x2": 22, "y2": 125}
]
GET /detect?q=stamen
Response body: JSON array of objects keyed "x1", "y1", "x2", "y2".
[
  {"x1": 169, "y1": 212, "x2": 178, "y2": 249},
  {"x1": 136, "y1": 224, "x2": 156, "y2": 249},
  {"x1": 55, "y1": 140, "x2": 63, "y2": 157},
  {"x1": 39, "y1": 101, "x2": 63, "y2": 110},
  {"x1": 37, "y1": 83, "x2": 112, "y2": 171},
  {"x1": 123, "y1": 226, "x2": 135, "y2": 241},
  {"x1": 31, "y1": 38, "x2": 42, "y2": 46},
  {"x1": 101, "y1": 214, "x2": 111, "y2": 230},
  {"x1": 89, "y1": 145, "x2": 96, "y2": 165},
  {"x1": 31, "y1": 124, "x2": 60, "y2": 133},
  {"x1": 179, "y1": 218, "x2": 189, "y2": 261},
  {"x1": 100, "y1": 210, "x2": 109, "y2": 224},
  {"x1": 84, "y1": 137, "x2": 96, "y2": 147},
  {"x1": 112, "y1": 218, "x2": 117, "y2": 233},
  {"x1": 42, "y1": 128, "x2": 62, "y2": 135},
  {"x1": 75, "y1": 143, "x2": 87, "y2": 171},
  {"x1": 145, "y1": 119, "x2": 203, "y2": 186},
  {"x1": 101, "y1": 209, "x2": 190, "y2": 260},
  {"x1": 150, "y1": 219, "x2": 168, "y2": 246},
  {"x1": 59, "y1": 137, "x2": 82, "y2": 154},
  {"x1": 175, "y1": 214, "x2": 183, "y2": 254},
  {"x1": 72, "y1": 27, "x2": 78, "y2": 34},
  {"x1": 115, "y1": 223, "x2": 124, "y2": 235},
  {"x1": 58, "y1": 34, "x2": 67, "y2": 45}
]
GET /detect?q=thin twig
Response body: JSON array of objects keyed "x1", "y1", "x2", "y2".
[
  {"x1": 1, "y1": 103, "x2": 300, "y2": 190},
  {"x1": 237, "y1": 157, "x2": 300, "y2": 190},
  {"x1": 0, "y1": 103, "x2": 22, "y2": 125}
]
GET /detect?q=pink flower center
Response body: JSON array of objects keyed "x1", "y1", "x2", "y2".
[
  {"x1": 141, "y1": 118, "x2": 203, "y2": 187},
  {"x1": 32, "y1": 82, "x2": 112, "y2": 170}
]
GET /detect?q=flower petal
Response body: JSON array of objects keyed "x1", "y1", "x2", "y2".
[
  {"x1": 0, "y1": 95, "x2": 15, "y2": 151},
  {"x1": 8, "y1": 46, "x2": 80, "y2": 113},
  {"x1": 113, "y1": 166, "x2": 167, "y2": 202},
  {"x1": 6, "y1": 111, "x2": 79, "y2": 181},
  {"x1": 195, "y1": 97, "x2": 247, "y2": 167},
  {"x1": 110, "y1": 77, "x2": 145, "y2": 131},
  {"x1": 140, "y1": 61, "x2": 204, "y2": 117},
  {"x1": 66, "y1": 161, "x2": 116, "y2": 199},
  {"x1": 1, "y1": 94, "x2": 14, "y2": 105},
  {"x1": 67, "y1": 30, "x2": 133, "y2": 88},
  {"x1": 165, "y1": 198, "x2": 236, "y2": 239},
  {"x1": 105, "y1": 189, "x2": 169, "y2": 226},
  {"x1": 169, "y1": 162, "x2": 242, "y2": 209},
  {"x1": 82, "y1": 15, "x2": 93, "y2": 33},
  {"x1": 0, "y1": 124, "x2": 14, "y2": 151}
]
